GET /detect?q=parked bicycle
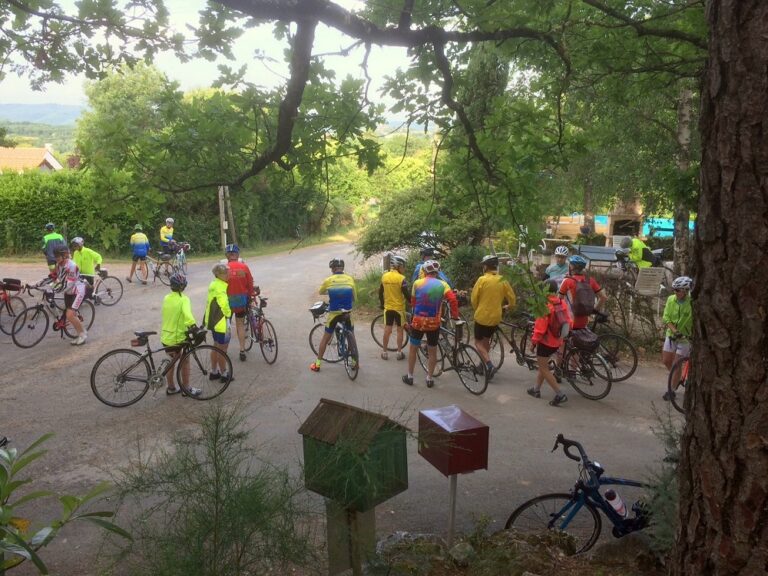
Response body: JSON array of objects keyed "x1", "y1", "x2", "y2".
[
  {"x1": 308, "y1": 301, "x2": 340, "y2": 363},
  {"x1": 308, "y1": 302, "x2": 358, "y2": 380},
  {"x1": 667, "y1": 355, "x2": 690, "y2": 414},
  {"x1": 135, "y1": 252, "x2": 176, "y2": 285},
  {"x1": 84, "y1": 268, "x2": 123, "y2": 306},
  {"x1": 505, "y1": 434, "x2": 650, "y2": 554},
  {"x1": 0, "y1": 278, "x2": 26, "y2": 335},
  {"x1": 588, "y1": 312, "x2": 638, "y2": 382},
  {"x1": 167, "y1": 240, "x2": 190, "y2": 274},
  {"x1": 90, "y1": 329, "x2": 231, "y2": 407},
  {"x1": 416, "y1": 321, "x2": 487, "y2": 395},
  {"x1": 243, "y1": 293, "x2": 278, "y2": 364},
  {"x1": 11, "y1": 284, "x2": 95, "y2": 348},
  {"x1": 487, "y1": 311, "x2": 537, "y2": 371}
]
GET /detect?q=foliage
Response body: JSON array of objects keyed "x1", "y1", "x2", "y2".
[
  {"x1": 0, "y1": 434, "x2": 130, "y2": 573},
  {"x1": 113, "y1": 404, "x2": 317, "y2": 576},
  {"x1": 0, "y1": 122, "x2": 75, "y2": 154},
  {"x1": 0, "y1": 127, "x2": 14, "y2": 147},
  {"x1": 442, "y1": 245, "x2": 487, "y2": 292}
]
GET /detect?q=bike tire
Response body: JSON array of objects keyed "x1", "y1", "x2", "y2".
[
  {"x1": 518, "y1": 324, "x2": 538, "y2": 370},
  {"x1": 134, "y1": 261, "x2": 150, "y2": 283},
  {"x1": 179, "y1": 344, "x2": 232, "y2": 400},
  {"x1": 505, "y1": 493, "x2": 602, "y2": 554},
  {"x1": 12, "y1": 307, "x2": 49, "y2": 349},
  {"x1": 416, "y1": 336, "x2": 445, "y2": 377},
  {"x1": 157, "y1": 262, "x2": 175, "y2": 286},
  {"x1": 309, "y1": 323, "x2": 342, "y2": 363},
  {"x1": 96, "y1": 275, "x2": 123, "y2": 306},
  {"x1": 441, "y1": 308, "x2": 470, "y2": 346},
  {"x1": 488, "y1": 329, "x2": 505, "y2": 370},
  {"x1": 370, "y1": 312, "x2": 407, "y2": 351},
  {"x1": 343, "y1": 331, "x2": 359, "y2": 380},
  {"x1": 63, "y1": 299, "x2": 96, "y2": 338},
  {"x1": 564, "y1": 349, "x2": 612, "y2": 400},
  {"x1": 595, "y1": 333, "x2": 638, "y2": 382},
  {"x1": 668, "y1": 356, "x2": 689, "y2": 414},
  {"x1": 179, "y1": 253, "x2": 188, "y2": 274},
  {"x1": 90, "y1": 349, "x2": 151, "y2": 407},
  {"x1": 0, "y1": 295, "x2": 26, "y2": 335},
  {"x1": 259, "y1": 319, "x2": 278, "y2": 364},
  {"x1": 455, "y1": 344, "x2": 488, "y2": 395}
]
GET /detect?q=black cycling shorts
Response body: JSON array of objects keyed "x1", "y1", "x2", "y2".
[
  {"x1": 473, "y1": 322, "x2": 496, "y2": 340},
  {"x1": 384, "y1": 310, "x2": 404, "y2": 327},
  {"x1": 410, "y1": 328, "x2": 439, "y2": 347},
  {"x1": 536, "y1": 343, "x2": 559, "y2": 357},
  {"x1": 132, "y1": 254, "x2": 147, "y2": 262}
]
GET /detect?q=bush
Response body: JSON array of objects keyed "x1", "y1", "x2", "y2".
[{"x1": 442, "y1": 245, "x2": 487, "y2": 291}]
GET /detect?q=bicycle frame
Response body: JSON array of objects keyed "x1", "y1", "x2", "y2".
[{"x1": 497, "y1": 316, "x2": 535, "y2": 368}]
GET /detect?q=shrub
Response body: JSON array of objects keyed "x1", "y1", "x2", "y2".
[{"x1": 442, "y1": 245, "x2": 487, "y2": 291}]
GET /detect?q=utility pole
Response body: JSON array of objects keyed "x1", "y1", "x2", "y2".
[
  {"x1": 224, "y1": 186, "x2": 238, "y2": 245},
  {"x1": 218, "y1": 186, "x2": 227, "y2": 249}
]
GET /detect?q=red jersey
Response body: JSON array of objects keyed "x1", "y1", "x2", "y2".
[
  {"x1": 226, "y1": 260, "x2": 254, "y2": 297},
  {"x1": 559, "y1": 274, "x2": 601, "y2": 329}
]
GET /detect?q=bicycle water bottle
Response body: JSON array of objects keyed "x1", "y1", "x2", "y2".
[{"x1": 604, "y1": 489, "x2": 627, "y2": 517}]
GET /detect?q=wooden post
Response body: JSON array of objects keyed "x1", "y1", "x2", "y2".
[
  {"x1": 447, "y1": 474, "x2": 458, "y2": 547},
  {"x1": 224, "y1": 186, "x2": 238, "y2": 245},
  {"x1": 218, "y1": 186, "x2": 227, "y2": 250}
]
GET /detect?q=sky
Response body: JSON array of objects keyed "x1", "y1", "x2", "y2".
[{"x1": 0, "y1": 0, "x2": 411, "y2": 108}]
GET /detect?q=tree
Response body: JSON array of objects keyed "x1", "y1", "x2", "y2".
[{"x1": 0, "y1": 127, "x2": 15, "y2": 147}]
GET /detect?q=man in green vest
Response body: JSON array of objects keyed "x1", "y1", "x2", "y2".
[{"x1": 42, "y1": 223, "x2": 66, "y2": 275}]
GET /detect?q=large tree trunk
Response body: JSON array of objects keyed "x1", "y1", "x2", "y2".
[
  {"x1": 674, "y1": 1, "x2": 768, "y2": 575},
  {"x1": 674, "y1": 88, "x2": 693, "y2": 275}
]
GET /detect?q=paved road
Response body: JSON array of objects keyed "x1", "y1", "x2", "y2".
[{"x1": 0, "y1": 243, "x2": 678, "y2": 573}]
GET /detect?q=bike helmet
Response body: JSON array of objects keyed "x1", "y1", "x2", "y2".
[
  {"x1": 45, "y1": 222, "x2": 55, "y2": 231},
  {"x1": 420, "y1": 247, "x2": 435, "y2": 258},
  {"x1": 134, "y1": 224, "x2": 143, "y2": 231},
  {"x1": 620, "y1": 236, "x2": 632, "y2": 249},
  {"x1": 165, "y1": 217, "x2": 174, "y2": 225},
  {"x1": 554, "y1": 245, "x2": 569, "y2": 257},
  {"x1": 568, "y1": 255, "x2": 588, "y2": 271},
  {"x1": 54, "y1": 246, "x2": 70, "y2": 257},
  {"x1": 672, "y1": 276, "x2": 693, "y2": 291},
  {"x1": 225, "y1": 243, "x2": 240, "y2": 254},
  {"x1": 169, "y1": 272, "x2": 187, "y2": 291},
  {"x1": 422, "y1": 259, "x2": 441, "y2": 274},
  {"x1": 329, "y1": 258, "x2": 345, "y2": 270},
  {"x1": 390, "y1": 255, "x2": 406, "y2": 268},
  {"x1": 70, "y1": 237, "x2": 84, "y2": 247},
  {"x1": 481, "y1": 254, "x2": 499, "y2": 268}
]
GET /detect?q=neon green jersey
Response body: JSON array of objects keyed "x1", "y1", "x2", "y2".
[
  {"x1": 161, "y1": 292, "x2": 197, "y2": 346},
  {"x1": 72, "y1": 246, "x2": 102, "y2": 276}
]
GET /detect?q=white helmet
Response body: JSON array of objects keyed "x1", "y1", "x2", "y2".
[
  {"x1": 422, "y1": 260, "x2": 440, "y2": 274},
  {"x1": 554, "y1": 245, "x2": 569, "y2": 257},
  {"x1": 166, "y1": 217, "x2": 174, "y2": 225},
  {"x1": 671, "y1": 276, "x2": 693, "y2": 291}
]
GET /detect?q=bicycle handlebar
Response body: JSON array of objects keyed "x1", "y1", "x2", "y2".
[{"x1": 552, "y1": 433, "x2": 590, "y2": 464}]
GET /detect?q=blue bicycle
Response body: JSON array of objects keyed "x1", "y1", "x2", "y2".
[{"x1": 504, "y1": 434, "x2": 650, "y2": 554}]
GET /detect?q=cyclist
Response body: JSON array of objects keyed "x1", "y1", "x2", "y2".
[
  {"x1": 544, "y1": 245, "x2": 569, "y2": 281},
  {"x1": 52, "y1": 246, "x2": 87, "y2": 345},
  {"x1": 224, "y1": 244, "x2": 256, "y2": 362},
  {"x1": 311, "y1": 258, "x2": 357, "y2": 372},
  {"x1": 204, "y1": 263, "x2": 233, "y2": 383},
  {"x1": 528, "y1": 279, "x2": 572, "y2": 406},
  {"x1": 127, "y1": 224, "x2": 151, "y2": 284},
  {"x1": 662, "y1": 276, "x2": 694, "y2": 401},
  {"x1": 160, "y1": 272, "x2": 201, "y2": 397},
  {"x1": 412, "y1": 248, "x2": 453, "y2": 287},
  {"x1": 159, "y1": 218, "x2": 175, "y2": 253},
  {"x1": 42, "y1": 223, "x2": 66, "y2": 276},
  {"x1": 70, "y1": 237, "x2": 103, "y2": 287},
  {"x1": 402, "y1": 259, "x2": 458, "y2": 388},
  {"x1": 378, "y1": 254, "x2": 409, "y2": 360},
  {"x1": 620, "y1": 235, "x2": 653, "y2": 269},
  {"x1": 471, "y1": 254, "x2": 516, "y2": 379},
  {"x1": 558, "y1": 255, "x2": 607, "y2": 330}
]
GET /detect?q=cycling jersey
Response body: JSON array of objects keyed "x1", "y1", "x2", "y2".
[
  {"x1": 319, "y1": 272, "x2": 357, "y2": 312},
  {"x1": 73, "y1": 246, "x2": 102, "y2": 276},
  {"x1": 545, "y1": 262, "x2": 569, "y2": 281},
  {"x1": 161, "y1": 291, "x2": 197, "y2": 346},
  {"x1": 412, "y1": 262, "x2": 453, "y2": 288},
  {"x1": 227, "y1": 260, "x2": 254, "y2": 310},
  {"x1": 56, "y1": 259, "x2": 84, "y2": 295},
  {"x1": 379, "y1": 269, "x2": 408, "y2": 312},
  {"x1": 629, "y1": 238, "x2": 653, "y2": 268},
  {"x1": 130, "y1": 232, "x2": 150, "y2": 257},
  {"x1": 411, "y1": 276, "x2": 457, "y2": 332},
  {"x1": 663, "y1": 294, "x2": 693, "y2": 340},
  {"x1": 471, "y1": 271, "x2": 516, "y2": 327},
  {"x1": 204, "y1": 277, "x2": 231, "y2": 334},
  {"x1": 559, "y1": 274, "x2": 602, "y2": 329},
  {"x1": 159, "y1": 225, "x2": 174, "y2": 247},
  {"x1": 42, "y1": 232, "x2": 66, "y2": 264}
]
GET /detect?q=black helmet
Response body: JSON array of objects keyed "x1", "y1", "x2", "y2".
[
  {"x1": 45, "y1": 223, "x2": 55, "y2": 231},
  {"x1": 329, "y1": 258, "x2": 345, "y2": 270},
  {"x1": 169, "y1": 272, "x2": 187, "y2": 291},
  {"x1": 481, "y1": 254, "x2": 499, "y2": 268},
  {"x1": 420, "y1": 247, "x2": 435, "y2": 258}
]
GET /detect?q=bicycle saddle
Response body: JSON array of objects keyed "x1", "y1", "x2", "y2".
[{"x1": 134, "y1": 331, "x2": 157, "y2": 337}]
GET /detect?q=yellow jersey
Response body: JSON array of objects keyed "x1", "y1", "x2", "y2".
[{"x1": 471, "y1": 271, "x2": 516, "y2": 326}]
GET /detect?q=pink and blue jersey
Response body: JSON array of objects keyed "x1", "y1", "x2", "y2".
[{"x1": 410, "y1": 276, "x2": 458, "y2": 331}]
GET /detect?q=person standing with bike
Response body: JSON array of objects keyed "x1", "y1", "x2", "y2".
[
  {"x1": 402, "y1": 260, "x2": 458, "y2": 388},
  {"x1": 42, "y1": 223, "x2": 66, "y2": 277},
  {"x1": 619, "y1": 235, "x2": 654, "y2": 269},
  {"x1": 471, "y1": 254, "x2": 516, "y2": 379},
  {"x1": 160, "y1": 272, "x2": 201, "y2": 397},
  {"x1": 412, "y1": 248, "x2": 453, "y2": 287},
  {"x1": 127, "y1": 224, "x2": 150, "y2": 284},
  {"x1": 378, "y1": 254, "x2": 409, "y2": 360},
  {"x1": 204, "y1": 264, "x2": 234, "y2": 383},
  {"x1": 70, "y1": 237, "x2": 103, "y2": 287},
  {"x1": 310, "y1": 258, "x2": 357, "y2": 372},
  {"x1": 52, "y1": 246, "x2": 87, "y2": 345},
  {"x1": 159, "y1": 217, "x2": 174, "y2": 253},
  {"x1": 558, "y1": 255, "x2": 607, "y2": 330},
  {"x1": 662, "y1": 276, "x2": 693, "y2": 401},
  {"x1": 224, "y1": 244, "x2": 256, "y2": 362}
]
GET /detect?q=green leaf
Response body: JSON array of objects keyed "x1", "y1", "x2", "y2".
[
  {"x1": 12, "y1": 490, "x2": 56, "y2": 508},
  {"x1": 81, "y1": 517, "x2": 133, "y2": 541},
  {"x1": 29, "y1": 526, "x2": 55, "y2": 547},
  {"x1": 77, "y1": 481, "x2": 112, "y2": 505},
  {"x1": 18, "y1": 433, "x2": 54, "y2": 457},
  {"x1": 10, "y1": 449, "x2": 47, "y2": 476},
  {"x1": 4, "y1": 530, "x2": 49, "y2": 573},
  {"x1": 58, "y1": 495, "x2": 80, "y2": 516}
]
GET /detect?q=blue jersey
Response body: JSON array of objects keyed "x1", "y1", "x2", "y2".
[
  {"x1": 319, "y1": 272, "x2": 357, "y2": 312},
  {"x1": 412, "y1": 262, "x2": 453, "y2": 288},
  {"x1": 130, "y1": 232, "x2": 150, "y2": 257}
]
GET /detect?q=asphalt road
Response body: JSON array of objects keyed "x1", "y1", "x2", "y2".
[{"x1": 0, "y1": 243, "x2": 679, "y2": 573}]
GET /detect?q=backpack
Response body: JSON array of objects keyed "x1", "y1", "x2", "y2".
[
  {"x1": 570, "y1": 276, "x2": 595, "y2": 317},
  {"x1": 571, "y1": 328, "x2": 600, "y2": 351},
  {"x1": 548, "y1": 299, "x2": 571, "y2": 339}
]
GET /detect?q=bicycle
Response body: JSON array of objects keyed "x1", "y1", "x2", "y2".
[
  {"x1": 11, "y1": 284, "x2": 95, "y2": 348},
  {"x1": 588, "y1": 312, "x2": 638, "y2": 383},
  {"x1": 416, "y1": 321, "x2": 487, "y2": 395},
  {"x1": 309, "y1": 304, "x2": 359, "y2": 380},
  {"x1": 308, "y1": 301, "x2": 341, "y2": 363},
  {"x1": 667, "y1": 355, "x2": 690, "y2": 414},
  {"x1": 0, "y1": 278, "x2": 26, "y2": 335},
  {"x1": 166, "y1": 241, "x2": 190, "y2": 274},
  {"x1": 135, "y1": 252, "x2": 177, "y2": 285},
  {"x1": 90, "y1": 329, "x2": 232, "y2": 407},
  {"x1": 505, "y1": 434, "x2": 650, "y2": 554},
  {"x1": 243, "y1": 293, "x2": 278, "y2": 364},
  {"x1": 487, "y1": 312, "x2": 537, "y2": 371},
  {"x1": 84, "y1": 268, "x2": 123, "y2": 306},
  {"x1": 370, "y1": 310, "x2": 412, "y2": 352}
]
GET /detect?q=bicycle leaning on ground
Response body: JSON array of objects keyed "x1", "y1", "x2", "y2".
[
  {"x1": 11, "y1": 284, "x2": 95, "y2": 348},
  {"x1": 90, "y1": 329, "x2": 232, "y2": 407},
  {"x1": 505, "y1": 434, "x2": 650, "y2": 554},
  {"x1": 243, "y1": 292, "x2": 278, "y2": 364},
  {"x1": 0, "y1": 278, "x2": 26, "y2": 335},
  {"x1": 416, "y1": 320, "x2": 488, "y2": 395}
]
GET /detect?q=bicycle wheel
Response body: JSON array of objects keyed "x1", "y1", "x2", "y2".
[
  {"x1": 668, "y1": 356, "x2": 689, "y2": 414},
  {"x1": 63, "y1": 300, "x2": 96, "y2": 338},
  {"x1": 488, "y1": 329, "x2": 505, "y2": 370},
  {"x1": 595, "y1": 333, "x2": 638, "y2": 382},
  {"x1": 370, "y1": 313, "x2": 407, "y2": 351},
  {"x1": 259, "y1": 319, "x2": 278, "y2": 364},
  {"x1": 343, "y1": 331, "x2": 359, "y2": 380},
  {"x1": 416, "y1": 336, "x2": 445, "y2": 377},
  {"x1": 564, "y1": 349, "x2": 612, "y2": 400},
  {"x1": 505, "y1": 493, "x2": 602, "y2": 555},
  {"x1": 179, "y1": 344, "x2": 232, "y2": 400},
  {"x1": 95, "y1": 276, "x2": 123, "y2": 306},
  {"x1": 454, "y1": 344, "x2": 488, "y2": 395},
  {"x1": 178, "y1": 252, "x2": 188, "y2": 274},
  {"x1": 441, "y1": 307, "x2": 470, "y2": 346},
  {"x1": 90, "y1": 349, "x2": 151, "y2": 407},
  {"x1": 135, "y1": 261, "x2": 150, "y2": 283},
  {"x1": 243, "y1": 313, "x2": 257, "y2": 352},
  {"x1": 11, "y1": 307, "x2": 49, "y2": 348},
  {"x1": 518, "y1": 324, "x2": 538, "y2": 369},
  {"x1": 0, "y1": 295, "x2": 26, "y2": 335},
  {"x1": 157, "y1": 262, "x2": 175, "y2": 286},
  {"x1": 309, "y1": 323, "x2": 341, "y2": 362}
]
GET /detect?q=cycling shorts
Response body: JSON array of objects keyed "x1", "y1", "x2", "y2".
[
  {"x1": 536, "y1": 342, "x2": 559, "y2": 357},
  {"x1": 63, "y1": 286, "x2": 85, "y2": 311},
  {"x1": 325, "y1": 311, "x2": 353, "y2": 334},
  {"x1": 212, "y1": 330, "x2": 231, "y2": 345},
  {"x1": 228, "y1": 294, "x2": 248, "y2": 310},
  {"x1": 663, "y1": 337, "x2": 691, "y2": 357},
  {"x1": 384, "y1": 309, "x2": 405, "y2": 327},
  {"x1": 132, "y1": 254, "x2": 147, "y2": 261},
  {"x1": 473, "y1": 322, "x2": 496, "y2": 340},
  {"x1": 231, "y1": 309, "x2": 247, "y2": 319},
  {"x1": 409, "y1": 328, "x2": 439, "y2": 347}
]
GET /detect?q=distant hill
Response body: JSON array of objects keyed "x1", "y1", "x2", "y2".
[{"x1": 0, "y1": 103, "x2": 84, "y2": 125}]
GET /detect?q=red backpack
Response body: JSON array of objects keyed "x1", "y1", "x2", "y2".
[{"x1": 548, "y1": 298, "x2": 571, "y2": 339}]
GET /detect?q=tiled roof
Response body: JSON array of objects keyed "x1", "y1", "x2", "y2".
[{"x1": 0, "y1": 147, "x2": 63, "y2": 172}]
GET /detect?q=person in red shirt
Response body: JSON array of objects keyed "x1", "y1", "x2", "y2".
[
  {"x1": 224, "y1": 244, "x2": 256, "y2": 362},
  {"x1": 558, "y1": 255, "x2": 607, "y2": 329},
  {"x1": 529, "y1": 280, "x2": 572, "y2": 406}
]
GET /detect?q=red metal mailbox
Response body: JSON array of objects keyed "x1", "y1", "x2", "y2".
[{"x1": 418, "y1": 405, "x2": 489, "y2": 477}]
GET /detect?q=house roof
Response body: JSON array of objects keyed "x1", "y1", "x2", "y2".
[{"x1": 0, "y1": 147, "x2": 63, "y2": 172}]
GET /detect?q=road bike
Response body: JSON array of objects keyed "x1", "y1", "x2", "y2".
[
  {"x1": 243, "y1": 294, "x2": 278, "y2": 364},
  {"x1": 135, "y1": 253, "x2": 177, "y2": 285},
  {"x1": 505, "y1": 434, "x2": 650, "y2": 554},
  {"x1": 0, "y1": 278, "x2": 26, "y2": 335},
  {"x1": 90, "y1": 329, "x2": 232, "y2": 407},
  {"x1": 370, "y1": 310, "x2": 411, "y2": 352},
  {"x1": 667, "y1": 355, "x2": 690, "y2": 414},
  {"x1": 170, "y1": 241, "x2": 190, "y2": 274},
  {"x1": 588, "y1": 313, "x2": 638, "y2": 383},
  {"x1": 308, "y1": 301, "x2": 341, "y2": 363},
  {"x1": 487, "y1": 312, "x2": 537, "y2": 371},
  {"x1": 83, "y1": 268, "x2": 123, "y2": 306},
  {"x1": 308, "y1": 303, "x2": 358, "y2": 379},
  {"x1": 440, "y1": 291, "x2": 470, "y2": 345},
  {"x1": 11, "y1": 284, "x2": 95, "y2": 348},
  {"x1": 416, "y1": 321, "x2": 487, "y2": 395}
]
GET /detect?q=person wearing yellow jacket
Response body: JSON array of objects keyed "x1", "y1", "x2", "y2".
[
  {"x1": 471, "y1": 254, "x2": 517, "y2": 379},
  {"x1": 204, "y1": 263, "x2": 233, "y2": 382},
  {"x1": 70, "y1": 237, "x2": 103, "y2": 285}
]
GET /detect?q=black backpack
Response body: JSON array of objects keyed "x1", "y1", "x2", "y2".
[{"x1": 570, "y1": 276, "x2": 595, "y2": 317}]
